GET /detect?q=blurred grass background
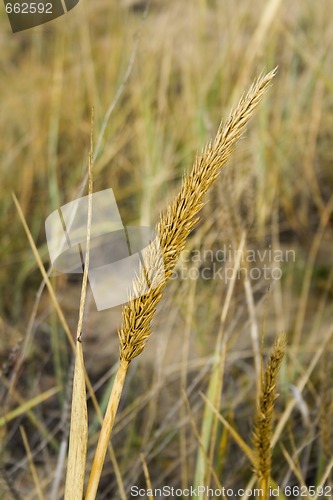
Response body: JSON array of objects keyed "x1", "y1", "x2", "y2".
[{"x1": 1, "y1": 0, "x2": 333, "y2": 498}]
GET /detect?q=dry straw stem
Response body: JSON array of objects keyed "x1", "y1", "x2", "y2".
[
  {"x1": 85, "y1": 359, "x2": 129, "y2": 500},
  {"x1": 252, "y1": 332, "x2": 287, "y2": 499},
  {"x1": 64, "y1": 111, "x2": 94, "y2": 500},
  {"x1": 86, "y1": 69, "x2": 276, "y2": 499}
]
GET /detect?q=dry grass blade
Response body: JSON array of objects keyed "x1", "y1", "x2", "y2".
[
  {"x1": 314, "y1": 456, "x2": 333, "y2": 500},
  {"x1": 252, "y1": 332, "x2": 287, "y2": 500},
  {"x1": 19, "y1": 426, "x2": 44, "y2": 500},
  {"x1": 200, "y1": 391, "x2": 255, "y2": 466},
  {"x1": 140, "y1": 453, "x2": 154, "y2": 500},
  {"x1": 183, "y1": 391, "x2": 223, "y2": 493},
  {"x1": 11, "y1": 193, "x2": 75, "y2": 352},
  {"x1": 319, "y1": 360, "x2": 333, "y2": 464},
  {"x1": 118, "y1": 68, "x2": 277, "y2": 363},
  {"x1": 64, "y1": 110, "x2": 94, "y2": 499},
  {"x1": 0, "y1": 387, "x2": 59, "y2": 427}
]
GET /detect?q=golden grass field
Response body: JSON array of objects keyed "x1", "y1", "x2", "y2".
[{"x1": 1, "y1": 0, "x2": 333, "y2": 498}]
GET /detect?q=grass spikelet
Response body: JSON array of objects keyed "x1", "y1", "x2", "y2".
[
  {"x1": 252, "y1": 332, "x2": 287, "y2": 499},
  {"x1": 118, "y1": 68, "x2": 277, "y2": 363}
]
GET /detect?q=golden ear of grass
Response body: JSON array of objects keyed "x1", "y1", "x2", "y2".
[
  {"x1": 86, "y1": 70, "x2": 276, "y2": 499},
  {"x1": 252, "y1": 332, "x2": 287, "y2": 499},
  {"x1": 118, "y1": 68, "x2": 277, "y2": 363}
]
